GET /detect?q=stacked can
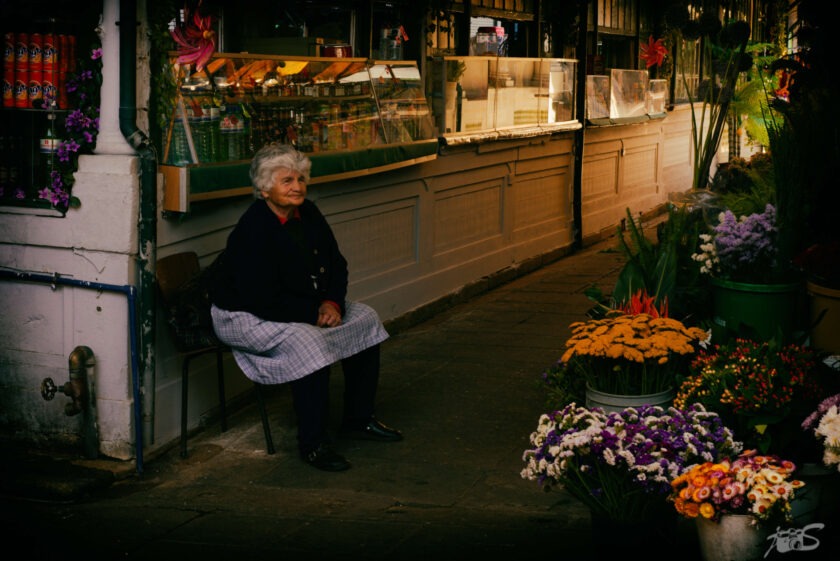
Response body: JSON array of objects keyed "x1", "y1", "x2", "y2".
[
  {"x1": 13, "y1": 31, "x2": 28, "y2": 108},
  {"x1": 28, "y1": 32, "x2": 42, "y2": 107},
  {"x1": 42, "y1": 33, "x2": 57, "y2": 106},
  {"x1": 3, "y1": 32, "x2": 13, "y2": 107},
  {"x1": 2, "y1": 31, "x2": 75, "y2": 109},
  {"x1": 57, "y1": 34, "x2": 68, "y2": 109}
]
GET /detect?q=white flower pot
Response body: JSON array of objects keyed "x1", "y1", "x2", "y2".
[{"x1": 695, "y1": 514, "x2": 768, "y2": 561}]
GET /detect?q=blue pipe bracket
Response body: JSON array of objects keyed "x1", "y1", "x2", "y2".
[{"x1": 0, "y1": 268, "x2": 144, "y2": 475}]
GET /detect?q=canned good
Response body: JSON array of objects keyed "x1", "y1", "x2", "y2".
[
  {"x1": 57, "y1": 70, "x2": 67, "y2": 109},
  {"x1": 42, "y1": 69, "x2": 57, "y2": 105},
  {"x1": 13, "y1": 69, "x2": 27, "y2": 107},
  {"x1": 3, "y1": 32, "x2": 13, "y2": 72},
  {"x1": 42, "y1": 33, "x2": 55, "y2": 71},
  {"x1": 28, "y1": 32, "x2": 42, "y2": 72},
  {"x1": 58, "y1": 35, "x2": 68, "y2": 72},
  {"x1": 14, "y1": 32, "x2": 28, "y2": 71},
  {"x1": 67, "y1": 35, "x2": 76, "y2": 72},
  {"x1": 28, "y1": 69, "x2": 42, "y2": 107},
  {"x1": 2, "y1": 70, "x2": 13, "y2": 107}
]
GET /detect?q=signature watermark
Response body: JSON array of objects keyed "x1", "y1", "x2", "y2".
[{"x1": 765, "y1": 523, "x2": 824, "y2": 557}]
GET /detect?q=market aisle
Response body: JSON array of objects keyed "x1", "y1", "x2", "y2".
[{"x1": 2, "y1": 232, "x2": 710, "y2": 561}]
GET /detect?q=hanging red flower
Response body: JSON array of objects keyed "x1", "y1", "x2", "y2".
[
  {"x1": 639, "y1": 35, "x2": 668, "y2": 68},
  {"x1": 170, "y1": 1, "x2": 216, "y2": 72}
]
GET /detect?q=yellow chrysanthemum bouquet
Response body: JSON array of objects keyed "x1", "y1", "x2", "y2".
[{"x1": 561, "y1": 312, "x2": 708, "y2": 395}]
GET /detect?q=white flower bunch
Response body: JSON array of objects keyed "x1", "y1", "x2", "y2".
[
  {"x1": 691, "y1": 233, "x2": 720, "y2": 275},
  {"x1": 815, "y1": 404, "x2": 840, "y2": 472}
]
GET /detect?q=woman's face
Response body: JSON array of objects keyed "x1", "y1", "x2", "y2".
[{"x1": 261, "y1": 167, "x2": 307, "y2": 216}]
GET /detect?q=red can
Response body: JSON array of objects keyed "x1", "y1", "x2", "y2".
[
  {"x1": 28, "y1": 68, "x2": 42, "y2": 107},
  {"x1": 58, "y1": 34, "x2": 68, "y2": 72},
  {"x1": 3, "y1": 32, "x2": 13, "y2": 73},
  {"x1": 57, "y1": 70, "x2": 67, "y2": 109},
  {"x1": 28, "y1": 32, "x2": 42, "y2": 72},
  {"x1": 13, "y1": 68, "x2": 28, "y2": 107},
  {"x1": 42, "y1": 33, "x2": 56, "y2": 71},
  {"x1": 2, "y1": 68, "x2": 13, "y2": 107},
  {"x1": 67, "y1": 34, "x2": 76, "y2": 73},
  {"x1": 14, "y1": 32, "x2": 28, "y2": 71},
  {"x1": 42, "y1": 69, "x2": 57, "y2": 106}
]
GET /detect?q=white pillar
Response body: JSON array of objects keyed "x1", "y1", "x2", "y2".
[{"x1": 95, "y1": 0, "x2": 134, "y2": 155}]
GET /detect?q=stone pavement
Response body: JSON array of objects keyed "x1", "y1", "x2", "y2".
[{"x1": 1, "y1": 228, "x2": 834, "y2": 561}]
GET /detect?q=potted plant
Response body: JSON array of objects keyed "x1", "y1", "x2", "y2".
[
  {"x1": 802, "y1": 393, "x2": 840, "y2": 473},
  {"x1": 793, "y1": 393, "x2": 840, "y2": 526},
  {"x1": 560, "y1": 311, "x2": 707, "y2": 411},
  {"x1": 521, "y1": 403, "x2": 741, "y2": 552},
  {"x1": 690, "y1": 202, "x2": 803, "y2": 342},
  {"x1": 674, "y1": 337, "x2": 822, "y2": 457},
  {"x1": 669, "y1": 450, "x2": 805, "y2": 561},
  {"x1": 664, "y1": 8, "x2": 752, "y2": 190}
]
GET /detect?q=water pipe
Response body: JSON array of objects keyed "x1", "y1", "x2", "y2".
[
  {"x1": 117, "y1": 0, "x2": 159, "y2": 445},
  {"x1": 0, "y1": 269, "x2": 144, "y2": 474}
]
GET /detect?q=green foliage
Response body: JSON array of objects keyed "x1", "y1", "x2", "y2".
[
  {"x1": 671, "y1": 13, "x2": 752, "y2": 189},
  {"x1": 540, "y1": 359, "x2": 586, "y2": 413},
  {"x1": 148, "y1": 0, "x2": 180, "y2": 158},
  {"x1": 589, "y1": 205, "x2": 710, "y2": 324}
]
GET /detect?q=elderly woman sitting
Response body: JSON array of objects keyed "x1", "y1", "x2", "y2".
[{"x1": 210, "y1": 143, "x2": 402, "y2": 472}]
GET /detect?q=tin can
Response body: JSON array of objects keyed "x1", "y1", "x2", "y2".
[
  {"x1": 28, "y1": 32, "x2": 42, "y2": 72},
  {"x1": 3, "y1": 32, "x2": 14, "y2": 72},
  {"x1": 42, "y1": 33, "x2": 56, "y2": 71},
  {"x1": 58, "y1": 34, "x2": 68, "y2": 72},
  {"x1": 13, "y1": 68, "x2": 28, "y2": 107},
  {"x1": 57, "y1": 70, "x2": 67, "y2": 109},
  {"x1": 2, "y1": 69, "x2": 13, "y2": 107},
  {"x1": 67, "y1": 34, "x2": 76, "y2": 73},
  {"x1": 28, "y1": 68, "x2": 42, "y2": 107},
  {"x1": 14, "y1": 32, "x2": 28, "y2": 71},
  {"x1": 41, "y1": 69, "x2": 57, "y2": 106}
]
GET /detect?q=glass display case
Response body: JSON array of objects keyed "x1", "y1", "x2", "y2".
[
  {"x1": 585, "y1": 75, "x2": 610, "y2": 122},
  {"x1": 609, "y1": 69, "x2": 649, "y2": 120},
  {"x1": 586, "y1": 71, "x2": 668, "y2": 125},
  {"x1": 428, "y1": 56, "x2": 577, "y2": 136},
  {"x1": 160, "y1": 53, "x2": 437, "y2": 213},
  {"x1": 647, "y1": 79, "x2": 668, "y2": 115}
]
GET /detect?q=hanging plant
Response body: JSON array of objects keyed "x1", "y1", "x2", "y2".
[{"x1": 37, "y1": 44, "x2": 102, "y2": 212}]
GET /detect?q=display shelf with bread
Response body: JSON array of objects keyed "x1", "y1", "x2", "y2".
[{"x1": 160, "y1": 52, "x2": 438, "y2": 213}]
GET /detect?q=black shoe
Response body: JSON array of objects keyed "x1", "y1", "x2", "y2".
[
  {"x1": 341, "y1": 417, "x2": 403, "y2": 442},
  {"x1": 301, "y1": 443, "x2": 351, "y2": 472}
]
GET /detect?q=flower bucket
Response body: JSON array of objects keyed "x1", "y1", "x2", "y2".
[
  {"x1": 585, "y1": 385, "x2": 674, "y2": 414},
  {"x1": 806, "y1": 281, "x2": 840, "y2": 354},
  {"x1": 791, "y1": 462, "x2": 840, "y2": 526},
  {"x1": 710, "y1": 277, "x2": 802, "y2": 343},
  {"x1": 695, "y1": 514, "x2": 768, "y2": 561}
]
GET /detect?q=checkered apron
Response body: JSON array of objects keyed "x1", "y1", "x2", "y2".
[{"x1": 210, "y1": 301, "x2": 389, "y2": 384}]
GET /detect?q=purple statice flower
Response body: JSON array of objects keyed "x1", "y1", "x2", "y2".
[
  {"x1": 802, "y1": 392, "x2": 840, "y2": 430},
  {"x1": 712, "y1": 204, "x2": 778, "y2": 281},
  {"x1": 521, "y1": 401, "x2": 742, "y2": 521}
]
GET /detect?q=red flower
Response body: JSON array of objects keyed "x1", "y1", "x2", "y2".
[
  {"x1": 170, "y1": 1, "x2": 216, "y2": 71},
  {"x1": 640, "y1": 35, "x2": 668, "y2": 68}
]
